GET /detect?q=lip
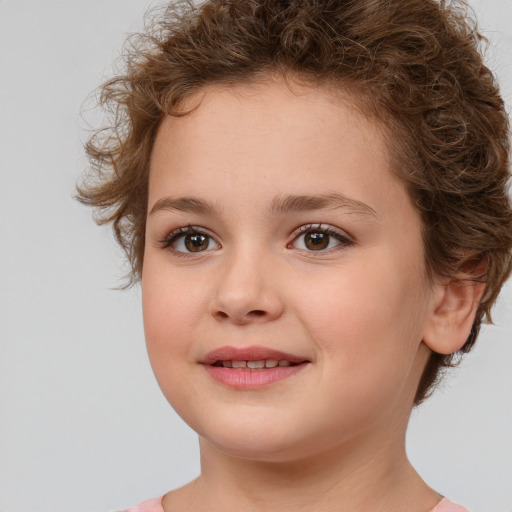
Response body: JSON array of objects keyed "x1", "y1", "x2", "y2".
[
  {"x1": 201, "y1": 345, "x2": 308, "y2": 366},
  {"x1": 200, "y1": 345, "x2": 310, "y2": 390}
]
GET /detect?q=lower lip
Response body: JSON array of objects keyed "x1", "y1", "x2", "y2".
[{"x1": 203, "y1": 364, "x2": 308, "y2": 389}]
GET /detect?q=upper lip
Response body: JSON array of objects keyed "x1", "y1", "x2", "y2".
[{"x1": 201, "y1": 345, "x2": 309, "y2": 365}]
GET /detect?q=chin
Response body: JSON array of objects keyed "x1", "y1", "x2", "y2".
[
  {"x1": 194, "y1": 417, "x2": 308, "y2": 462},
  {"x1": 196, "y1": 416, "x2": 348, "y2": 465},
  {"x1": 204, "y1": 436, "x2": 307, "y2": 463}
]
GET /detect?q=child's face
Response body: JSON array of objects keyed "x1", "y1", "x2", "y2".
[{"x1": 142, "y1": 79, "x2": 438, "y2": 462}]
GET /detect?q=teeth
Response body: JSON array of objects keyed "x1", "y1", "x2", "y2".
[
  {"x1": 247, "y1": 360, "x2": 265, "y2": 369},
  {"x1": 218, "y1": 359, "x2": 295, "y2": 369}
]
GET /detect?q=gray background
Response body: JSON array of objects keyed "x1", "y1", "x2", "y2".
[{"x1": 0, "y1": 1, "x2": 511, "y2": 511}]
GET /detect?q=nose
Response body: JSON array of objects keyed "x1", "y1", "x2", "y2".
[{"x1": 209, "y1": 249, "x2": 285, "y2": 325}]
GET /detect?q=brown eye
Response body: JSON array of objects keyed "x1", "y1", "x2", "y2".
[
  {"x1": 291, "y1": 225, "x2": 352, "y2": 252},
  {"x1": 168, "y1": 229, "x2": 220, "y2": 254},
  {"x1": 304, "y1": 231, "x2": 329, "y2": 250},
  {"x1": 184, "y1": 233, "x2": 209, "y2": 252}
]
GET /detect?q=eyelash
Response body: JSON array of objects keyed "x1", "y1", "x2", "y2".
[
  {"x1": 158, "y1": 223, "x2": 354, "y2": 256},
  {"x1": 158, "y1": 225, "x2": 219, "y2": 257},
  {"x1": 288, "y1": 224, "x2": 354, "y2": 253}
]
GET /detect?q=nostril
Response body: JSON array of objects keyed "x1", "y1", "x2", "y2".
[{"x1": 212, "y1": 308, "x2": 268, "y2": 323}]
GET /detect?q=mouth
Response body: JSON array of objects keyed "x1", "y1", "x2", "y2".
[
  {"x1": 201, "y1": 346, "x2": 310, "y2": 389},
  {"x1": 201, "y1": 345, "x2": 309, "y2": 367},
  {"x1": 211, "y1": 359, "x2": 300, "y2": 369}
]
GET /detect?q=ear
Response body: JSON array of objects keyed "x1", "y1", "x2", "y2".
[{"x1": 422, "y1": 273, "x2": 486, "y2": 355}]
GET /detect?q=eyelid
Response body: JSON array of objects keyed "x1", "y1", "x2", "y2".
[
  {"x1": 288, "y1": 223, "x2": 354, "y2": 252},
  {"x1": 157, "y1": 223, "x2": 353, "y2": 255},
  {"x1": 158, "y1": 225, "x2": 221, "y2": 254}
]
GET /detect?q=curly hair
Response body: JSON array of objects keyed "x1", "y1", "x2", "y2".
[{"x1": 77, "y1": 0, "x2": 512, "y2": 404}]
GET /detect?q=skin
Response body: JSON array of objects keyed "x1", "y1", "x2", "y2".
[{"x1": 142, "y1": 78, "x2": 479, "y2": 512}]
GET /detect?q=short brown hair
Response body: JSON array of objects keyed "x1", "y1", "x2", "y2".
[{"x1": 78, "y1": 0, "x2": 512, "y2": 403}]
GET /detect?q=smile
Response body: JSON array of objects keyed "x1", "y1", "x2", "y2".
[{"x1": 202, "y1": 346, "x2": 310, "y2": 389}]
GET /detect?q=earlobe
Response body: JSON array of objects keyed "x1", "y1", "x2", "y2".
[{"x1": 422, "y1": 277, "x2": 486, "y2": 355}]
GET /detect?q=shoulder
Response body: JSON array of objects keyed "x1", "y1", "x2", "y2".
[
  {"x1": 431, "y1": 498, "x2": 471, "y2": 512},
  {"x1": 115, "y1": 496, "x2": 164, "y2": 512}
]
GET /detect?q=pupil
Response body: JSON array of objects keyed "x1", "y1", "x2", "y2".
[
  {"x1": 305, "y1": 231, "x2": 329, "y2": 250},
  {"x1": 185, "y1": 233, "x2": 208, "y2": 252}
]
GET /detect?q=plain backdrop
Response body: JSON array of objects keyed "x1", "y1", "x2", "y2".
[{"x1": 1, "y1": 1, "x2": 511, "y2": 511}]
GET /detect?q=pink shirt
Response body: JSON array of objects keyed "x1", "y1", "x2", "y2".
[
  {"x1": 432, "y1": 498, "x2": 471, "y2": 512},
  {"x1": 118, "y1": 496, "x2": 470, "y2": 512}
]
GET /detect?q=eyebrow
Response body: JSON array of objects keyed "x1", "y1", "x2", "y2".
[
  {"x1": 149, "y1": 193, "x2": 377, "y2": 219},
  {"x1": 269, "y1": 193, "x2": 378, "y2": 218},
  {"x1": 149, "y1": 196, "x2": 220, "y2": 216}
]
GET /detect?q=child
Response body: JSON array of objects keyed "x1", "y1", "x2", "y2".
[{"x1": 78, "y1": 0, "x2": 512, "y2": 511}]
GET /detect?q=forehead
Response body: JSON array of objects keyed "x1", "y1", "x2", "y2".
[
  {"x1": 164, "y1": 77, "x2": 382, "y2": 144},
  {"x1": 149, "y1": 81, "x2": 416, "y2": 230},
  {"x1": 150, "y1": 78, "x2": 395, "y2": 196}
]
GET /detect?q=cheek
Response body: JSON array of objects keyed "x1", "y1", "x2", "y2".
[
  {"x1": 292, "y1": 256, "x2": 429, "y2": 383},
  {"x1": 141, "y1": 268, "x2": 201, "y2": 411},
  {"x1": 142, "y1": 259, "x2": 204, "y2": 366}
]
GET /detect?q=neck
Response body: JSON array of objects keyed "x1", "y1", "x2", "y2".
[{"x1": 165, "y1": 427, "x2": 439, "y2": 512}]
